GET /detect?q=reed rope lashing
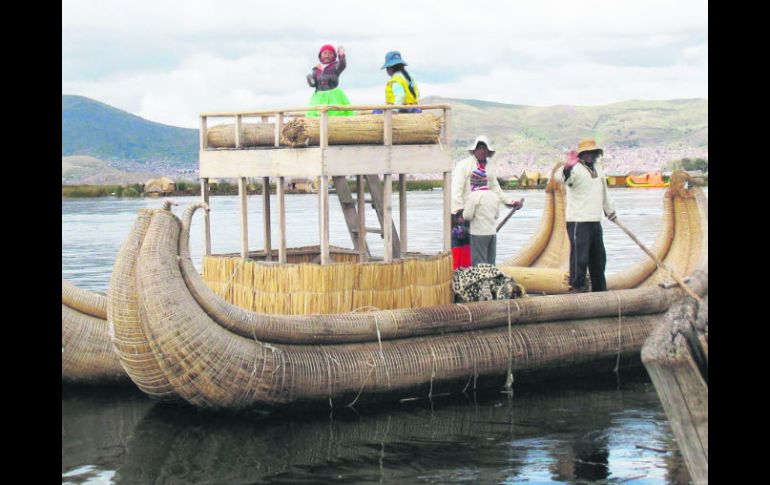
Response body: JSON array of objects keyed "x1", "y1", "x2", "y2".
[
  {"x1": 321, "y1": 345, "x2": 335, "y2": 409},
  {"x1": 346, "y1": 356, "x2": 377, "y2": 408},
  {"x1": 457, "y1": 303, "x2": 473, "y2": 324},
  {"x1": 220, "y1": 259, "x2": 246, "y2": 299},
  {"x1": 429, "y1": 347, "x2": 437, "y2": 399},
  {"x1": 613, "y1": 293, "x2": 623, "y2": 374},
  {"x1": 373, "y1": 313, "x2": 391, "y2": 387}
]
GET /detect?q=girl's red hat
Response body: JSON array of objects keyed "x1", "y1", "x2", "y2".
[{"x1": 318, "y1": 44, "x2": 337, "y2": 60}]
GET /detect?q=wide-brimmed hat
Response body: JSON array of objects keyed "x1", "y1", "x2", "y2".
[
  {"x1": 577, "y1": 138, "x2": 603, "y2": 156},
  {"x1": 467, "y1": 135, "x2": 496, "y2": 155},
  {"x1": 382, "y1": 51, "x2": 407, "y2": 69},
  {"x1": 318, "y1": 44, "x2": 336, "y2": 60}
]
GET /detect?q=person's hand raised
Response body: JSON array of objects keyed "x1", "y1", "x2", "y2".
[
  {"x1": 565, "y1": 150, "x2": 579, "y2": 169},
  {"x1": 337, "y1": 46, "x2": 345, "y2": 56}
]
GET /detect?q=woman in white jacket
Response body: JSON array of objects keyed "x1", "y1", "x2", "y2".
[{"x1": 463, "y1": 168, "x2": 501, "y2": 265}]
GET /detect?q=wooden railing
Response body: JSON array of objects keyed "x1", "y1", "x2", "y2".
[{"x1": 199, "y1": 104, "x2": 452, "y2": 150}]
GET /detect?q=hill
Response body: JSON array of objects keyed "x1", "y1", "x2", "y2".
[
  {"x1": 62, "y1": 155, "x2": 159, "y2": 185},
  {"x1": 62, "y1": 95, "x2": 198, "y2": 174},
  {"x1": 62, "y1": 95, "x2": 707, "y2": 181}
]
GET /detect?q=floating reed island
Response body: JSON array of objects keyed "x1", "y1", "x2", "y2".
[{"x1": 61, "y1": 104, "x2": 708, "y2": 409}]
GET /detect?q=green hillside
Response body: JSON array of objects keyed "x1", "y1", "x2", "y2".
[
  {"x1": 422, "y1": 96, "x2": 708, "y2": 160},
  {"x1": 62, "y1": 95, "x2": 198, "y2": 169},
  {"x1": 62, "y1": 155, "x2": 158, "y2": 185}
]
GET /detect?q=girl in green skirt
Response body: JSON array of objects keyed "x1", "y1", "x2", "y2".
[{"x1": 306, "y1": 44, "x2": 354, "y2": 117}]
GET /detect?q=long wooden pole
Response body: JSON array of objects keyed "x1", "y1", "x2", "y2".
[
  {"x1": 611, "y1": 218, "x2": 703, "y2": 303},
  {"x1": 496, "y1": 198, "x2": 525, "y2": 232}
]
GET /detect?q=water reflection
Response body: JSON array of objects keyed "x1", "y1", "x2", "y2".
[{"x1": 62, "y1": 376, "x2": 689, "y2": 484}]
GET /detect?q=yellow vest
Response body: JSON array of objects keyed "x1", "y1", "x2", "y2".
[{"x1": 385, "y1": 73, "x2": 419, "y2": 105}]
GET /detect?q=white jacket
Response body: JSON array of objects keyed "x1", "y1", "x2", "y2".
[
  {"x1": 451, "y1": 156, "x2": 514, "y2": 214},
  {"x1": 463, "y1": 189, "x2": 500, "y2": 235},
  {"x1": 553, "y1": 161, "x2": 615, "y2": 222}
]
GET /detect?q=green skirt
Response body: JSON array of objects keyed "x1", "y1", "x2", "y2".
[{"x1": 307, "y1": 87, "x2": 354, "y2": 117}]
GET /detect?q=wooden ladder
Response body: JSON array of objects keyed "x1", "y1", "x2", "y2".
[{"x1": 331, "y1": 175, "x2": 400, "y2": 260}]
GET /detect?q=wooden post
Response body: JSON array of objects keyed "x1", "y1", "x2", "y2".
[
  {"x1": 274, "y1": 112, "x2": 283, "y2": 147},
  {"x1": 443, "y1": 171, "x2": 451, "y2": 251},
  {"x1": 442, "y1": 108, "x2": 451, "y2": 147},
  {"x1": 277, "y1": 176, "x2": 286, "y2": 264},
  {"x1": 320, "y1": 110, "x2": 329, "y2": 264},
  {"x1": 201, "y1": 177, "x2": 211, "y2": 256},
  {"x1": 383, "y1": 109, "x2": 393, "y2": 146},
  {"x1": 383, "y1": 173, "x2": 393, "y2": 262},
  {"x1": 199, "y1": 116, "x2": 208, "y2": 149},
  {"x1": 320, "y1": 111, "x2": 329, "y2": 149},
  {"x1": 238, "y1": 177, "x2": 248, "y2": 259},
  {"x1": 235, "y1": 115, "x2": 242, "y2": 148},
  {"x1": 357, "y1": 175, "x2": 367, "y2": 262},
  {"x1": 319, "y1": 175, "x2": 329, "y2": 264},
  {"x1": 399, "y1": 174, "x2": 407, "y2": 255},
  {"x1": 263, "y1": 177, "x2": 272, "y2": 261}
]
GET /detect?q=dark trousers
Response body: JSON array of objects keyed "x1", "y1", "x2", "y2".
[
  {"x1": 471, "y1": 234, "x2": 497, "y2": 266},
  {"x1": 566, "y1": 221, "x2": 607, "y2": 292}
]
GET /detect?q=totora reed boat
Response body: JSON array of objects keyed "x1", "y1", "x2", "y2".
[{"x1": 61, "y1": 104, "x2": 708, "y2": 409}]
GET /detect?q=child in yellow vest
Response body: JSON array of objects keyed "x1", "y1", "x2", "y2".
[{"x1": 378, "y1": 51, "x2": 421, "y2": 113}]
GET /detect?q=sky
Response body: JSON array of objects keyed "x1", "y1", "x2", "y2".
[{"x1": 62, "y1": 0, "x2": 708, "y2": 129}]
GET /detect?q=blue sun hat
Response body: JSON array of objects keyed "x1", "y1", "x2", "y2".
[{"x1": 382, "y1": 51, "x2": 407, "y2": 69}]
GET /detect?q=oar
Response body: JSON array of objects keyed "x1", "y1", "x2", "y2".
[
  {"x1": 496, "y1": 198, "x2": 525, "y2": 233},
  {"x1": 610, "y1": 218, "x2": 703, "y2": 303}
]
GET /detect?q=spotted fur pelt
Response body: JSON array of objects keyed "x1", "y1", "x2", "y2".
[{"x1": 452, "y1": 264, "x2": 523, "y2": 303}]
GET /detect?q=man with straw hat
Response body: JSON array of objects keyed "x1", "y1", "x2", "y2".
[
  {"x1": 451, "y1": 136, "x2": 523, "y2": 269},
  {"x1": 553, "y1": 139, "x2": 617, "y2": 293}
]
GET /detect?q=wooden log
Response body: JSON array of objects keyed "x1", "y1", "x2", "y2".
[
  {"x1": 207, "y1": 123, "x2": 275, "y2": 148},
  {"x1": 281, "y1": 113, "x2": 442, "y2": 147}
]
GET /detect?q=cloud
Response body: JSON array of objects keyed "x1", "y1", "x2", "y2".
[{"x1": 63, "y1": 0, "x2": 707, "y2": 127}]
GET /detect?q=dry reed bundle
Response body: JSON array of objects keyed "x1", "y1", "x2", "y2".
[
  {"x1": 280, "y1": 113, "x2": 442, "y2": 147},
  {"x1": 62, "y1": 281, "x2": 125, "y2": 382},
  {"x1": 202, "y1": 251, "x2": 453, "y2": 315},
  {"x1": 206, "y1": 123, "x2": 275, "y2": 148}
]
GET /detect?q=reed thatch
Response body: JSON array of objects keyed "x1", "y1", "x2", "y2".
[
  {"x1": 206, "y1": 123, "x2": 276, "y2": 148},
  {"x1": 202, "y1": 252, "x2": 452, "y2": 315},
  {"x1": 62, "y1": 280, "x2": 125, "y2": 382},
  {"x1": 642, "y1": 296, "x2": 708, "y2": 485},
  {"x1": 280, "y1": 113, "x2": 442, "y2": 147}
]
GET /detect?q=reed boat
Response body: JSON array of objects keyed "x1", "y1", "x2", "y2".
[
  {"x1": 62, "y1": 173, "x2": 707, "y2": 407},
  {"x1": 626, "y1": 171, "x2": 670, "y2": 188},
  {"x1": 61, "y1": 104, "x2": 708, "y2": 409}
]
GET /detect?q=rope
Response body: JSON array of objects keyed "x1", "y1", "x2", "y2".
[
  {"x1": 503, "y1": 299, "x2": 514, "y2": 393},
  {"x1": 221, "y1": 259, "x2": 245, "y2": 298},
  {"x1": 350, "y1": 305, "x2": 382, "y2": 313},
  {"x1": 346, "y1": 357, "x2": 377, "y2": 408},
  {"x1": 429, "y1": 348, "x2": 437, "y2": 399},
  {"x1": 373, "y1": 313, "x2": 391, "y2": 387},
  {"x1": 457, "y1": 303, "x2": 473, "y2": 324},
  {"x1": 613, "y1": 293, "x2": 623, "y2": 374},
  {"x1": 321, "y1": 345, "x2": 335, "y2": 409}
]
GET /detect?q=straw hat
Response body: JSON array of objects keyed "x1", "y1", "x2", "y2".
[
  {"x1": 577, "y1": 139, "x2": 603, "y2": 156},
  {"x1": 467, "y1": 135, "x2": 496, "y2": 155}
]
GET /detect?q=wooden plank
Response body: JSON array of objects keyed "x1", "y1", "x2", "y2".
[
  {"x1": 201, "y1": 177, "x2": 211, "y2": 256},
  {"x1": 357, "y1": 175, "x2": 368, "y2": 262},
  {"x1": 274, "y1": 112, "x2": 283, "y2": 147},
  {"x1": 235, "y1": 115, "x2": 242, "y2": 148},
  {"x1": 238, "y1": 177, "x2": 248, "y2": 259},
  {"x1": 383, "y1": 174, "x2": 392, "y2": 262},
  {"x1": 200, "y1": 116, "x2": 208, "y2": 149},
  {"x1": 200, "y1": 104, "x2": 453, "y2": 117},
  {"x1": 443, "y1": 171, "x2": 451, "y2": 251},
  {"x1": 364, "y1": 174, "x2": 400, "y2": 258},
  {"x1": 319, "y1": 176, "x2": 329, "y2": 264},
  {"x1": 383, "y1": 109, "x2": 393, "y2": 146},
  {"x1": 399, "y1": 174, "x2": 407, "y2": 254},
  {"x1": 262, "y1": 177, "x2": 272, "y2": 261},
  {"x1": 277, "y1": 176, "x2": 286, "y2": 263},
  {"x1": 199, "y1": 145, "x2": 451, "y2": 178}
]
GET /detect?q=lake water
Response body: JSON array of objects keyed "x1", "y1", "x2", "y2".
[{"x1": 62, "y1": 188, "x2": 706, "y2": 484}]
